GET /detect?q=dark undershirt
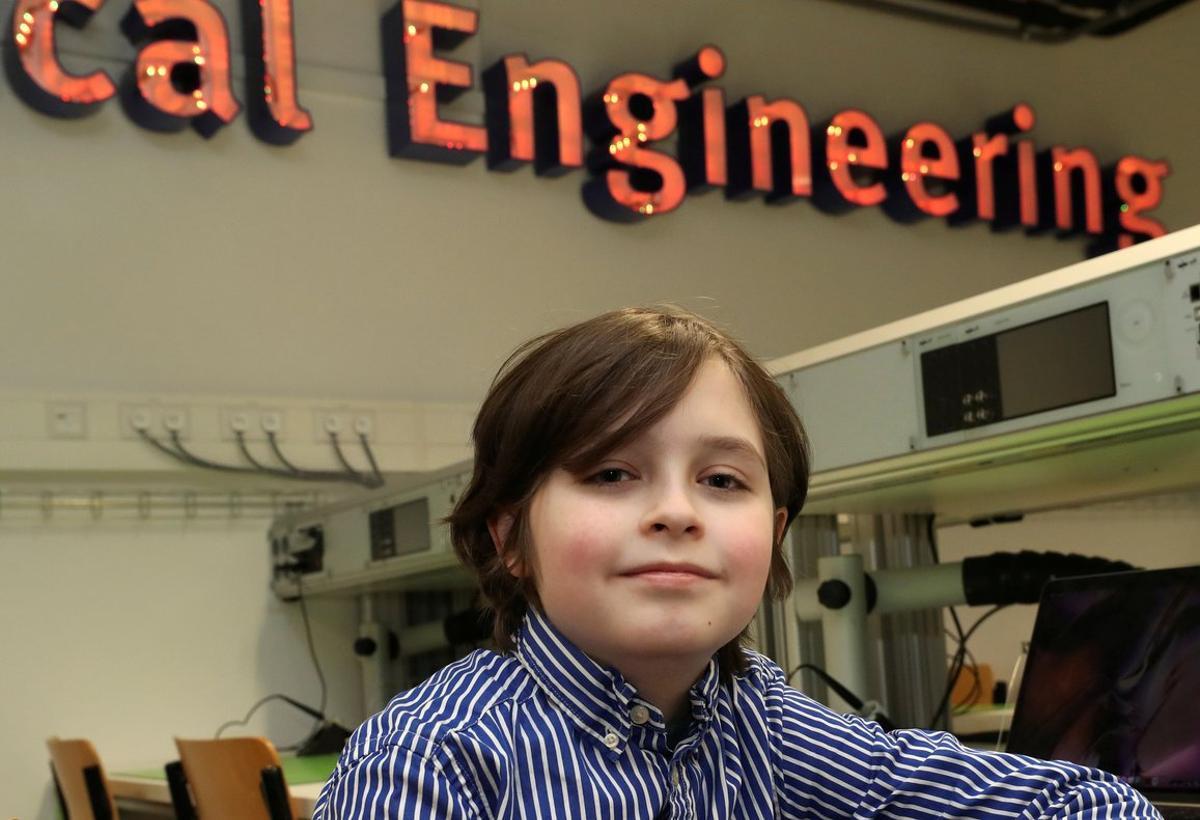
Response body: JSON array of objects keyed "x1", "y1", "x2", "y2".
[
  {"x1": 658, "y1": 713, "x2": 692, "y2": 818},
  {"x1": 665, "y1": 713, "x2": 691, "y2": 752}
]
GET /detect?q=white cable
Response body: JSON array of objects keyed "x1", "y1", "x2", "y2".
[{"x1": 994, "y1": 641, "x2": 1029, "y2": 752}]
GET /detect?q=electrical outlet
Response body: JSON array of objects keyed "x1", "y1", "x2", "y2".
[
  {"x1": 314, "y1": 410, "x2": 345, "y2": 441},
  {"x1": 119, "y1": 403, "x2": 191, "y2": 439},
  {"x1": 219, "y1": 407, "x2": 282, "y2": 441},
  {"x1": 260, "y1": 411, "x2": 283, "y2": 435},
  {"x1": 353, "y1": 414, "x2": 374, "y2": 436},
  {"x1": 313, "y1": 409, "x2": 376, "y2": 442},
  {"x1": 119, "y1": 404, "x2": 157, "y2": 439},
  {"x1": 161, "y1": 407, "x2": 189, "y2": 438},
  {"x1": 46, "y1": 402, "x2": 87, "y2": 439}
]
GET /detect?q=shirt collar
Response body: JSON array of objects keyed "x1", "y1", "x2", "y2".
[{"x1": 513, "y1": 607, "x2": 722, "y2": 756}]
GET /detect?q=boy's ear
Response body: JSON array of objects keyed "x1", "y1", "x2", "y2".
[
  {"x1": 487, "y1": 511, "x2": 525, "y2": 577},
  {"x1": 773, "y1": 507, "x2": 789, "y2": 548}
]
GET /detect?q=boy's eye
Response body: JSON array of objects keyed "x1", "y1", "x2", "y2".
[
  {"x1": 703, "y1": 473, "x2": 745, "y2": 491},
  {"x1": 588, "y1": 468, "x2": 633, "y2": 484}
]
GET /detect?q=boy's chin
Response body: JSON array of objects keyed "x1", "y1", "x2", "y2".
[{"x1": 612, "y1": 622, "x2": 736, "y2": 662}]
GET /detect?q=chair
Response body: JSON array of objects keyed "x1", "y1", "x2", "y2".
[
  {"x1": 167, "y1": 737, "x2": 294, "y2": 820},
  {"x1": 46, "y1": 737, "x2": 118, "y2": 820}
]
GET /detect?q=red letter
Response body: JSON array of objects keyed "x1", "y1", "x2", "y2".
[
  {"x1": 675, "y1": 45, "x2": 727, "y2": 192},
  {"x1": 583, "y1": 72, "x2": 689, "y2": 221},
  {"x1": 818, "y1": 109, "x2": 887, "y2": 209},
  {"x1": 726, "y1": 96, "x2": 811, "y2": 203},
  {"x1": 678, "y1": 87, "x2": 727, "y2": 191},
  {"x1": 482, "y1": 54, "x2": 581, "y2": 175},
  {"x1": 968, "y1": 104, "x2": 1038, "y2": 229},
  {"x1": 1017, "y1": 141, "x2": 1039, "y2": 228},
  {"x1": 1052, "y1": 146, "x2": 1103, "y2": 235},
  {"x1": 381, "y1": 0, "x2": 486, "y2": 163},
  {"x1": 898, "y1": 122, "x2": 959, "y2": 218},
  {"x1": 971, "y1": 133, "x2": 1007, "y2": 221},
  {"x1": 1114, "y1": 156, "x2": 1170, "y2": 248},
  {"x1": 7, "y1": 0, "x2": 115, "y2": 116},
  {"x1": 121, "y1": 0, "x2": 240, "y2": 137},
  {"x1": 242, "y1": 0, "x2": 312, "y2": 144}
]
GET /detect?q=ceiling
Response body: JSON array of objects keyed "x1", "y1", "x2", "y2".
[{"x1": 828, "y1": 0, "x2": 1195, "y2": 41}]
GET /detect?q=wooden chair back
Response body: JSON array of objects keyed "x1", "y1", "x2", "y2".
[
  {"x1": 46, "y1": 737, "x2": 118, "y2": 820},
  {"x1": 174, "y1": 737, "x2": 294, "y2": 819}
]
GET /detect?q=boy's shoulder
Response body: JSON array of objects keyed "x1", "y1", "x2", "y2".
[
  {"x1": 731, "y1": 647, "x2": 831, "y2": 717},
  {"x1": 734, "y1": 646, "x2": 791, "y2": 691},
  {"x1": 341, "y1": 647, "x2": 534, "y2": 765}
]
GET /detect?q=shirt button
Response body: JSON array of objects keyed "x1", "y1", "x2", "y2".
[
  {"x1": 671, "y1": 768, "x2": 680, "y2": 786},
  {"x1": 630, "y1": 705, "x2": 650, "y2": 725},
  {"x1": 603, "y1": 732, "x2": 620, "y2": 749}
]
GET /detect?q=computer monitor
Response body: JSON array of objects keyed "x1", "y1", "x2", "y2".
[{"x1": 1006, "y1": 565, "x2": 1200, "y2": 803}]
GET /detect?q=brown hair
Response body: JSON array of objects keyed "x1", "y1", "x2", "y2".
[{"x1": 447, "y1": 306, "x2": 810, "y2": 677}]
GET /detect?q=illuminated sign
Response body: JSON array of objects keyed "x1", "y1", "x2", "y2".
[
  {"x1": 5, "y1": 0, "x2": 1169, "y2": 251},
  {"x1": 6, "y1": 0, "x2": 309, "y2": 141}
]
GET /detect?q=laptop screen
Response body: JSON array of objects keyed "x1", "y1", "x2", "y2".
[{"x1": 1005, "y1": 565, "x2": 1200, "y2": 796}]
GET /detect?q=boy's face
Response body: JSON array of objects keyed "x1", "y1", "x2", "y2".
[{"x1": 520, "y1": 358, "x2": 787, "y2": 673}]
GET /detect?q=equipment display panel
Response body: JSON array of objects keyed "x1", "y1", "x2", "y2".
[{"x1": 920, "y1": 303, "x2": 1117, "y2": 437}]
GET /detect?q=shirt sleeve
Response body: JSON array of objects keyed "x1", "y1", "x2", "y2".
[
  {"x1": 310, "y1": 741, "x2": 481, "y2": 820},
  {"x1": 762, "y1": 663, "x2": 1161, "y2": 820}
]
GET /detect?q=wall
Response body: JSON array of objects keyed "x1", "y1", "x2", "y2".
[{"x1": 0, "y1": 513, "x2": 362, "y2": 819}]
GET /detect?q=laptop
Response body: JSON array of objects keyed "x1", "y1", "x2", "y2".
[{"x1": 1006, "y1": 565, "x2": 1200, "y2": 819}]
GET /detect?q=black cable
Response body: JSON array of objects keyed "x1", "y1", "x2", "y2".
[
  {"x1": 213, "y1": 693, "x2": 327, "y2": 752},
  {"x1": 167, "y1": 429, "x2": 260, "y2": 473},
  {"x1": 328, "y1": 431, "x2": 373, "y2": 487},
  {"x1": 960, "y1": 604, "x2": 1005, "y2": 646},
  {"x1": 137, "y1": 427, "x2": 378, "y2": 487},
  {"x1": 295, "y1": 576, "x2": 328, "y2": 719},
  {"x1": 212, "y1": 576, "x2": 328, "y2": 750},
  {"x1": 205, "y1": 430, "x2": 359, "y2": 484},
  {"x1": 138, "y1": 428, "x2": 258, "y2": 474},
  {"x1": 926, "y1": 516, "x2": 987, "y2": 720},
  {"x1": 234, "y1": 431, "x2": 360, "y2": 484},
  {"x1": 358, "y1": 432, "x2": 384, "y2": 487},
  {"x1": 267, "y1": 430, "x2": 303, "y2": 474},
  {"x1": 787, "y1": 662, "x2": 898, "y2": 731},
  {"x1": 929, "y1": 604, "x2": 1009, "y2": 727},
  {"x1": 215, "y1": 694, "x2": 293, "y2": 739},
  {"x1": 235, "y1": 430, "x2": 277, "y2": 473},
  {"x1": 327, "y1": 431, "x2": 383, "y2": 488},
  {"x1": 786, "y1": 662, "x2": 866, "y2": 709}
]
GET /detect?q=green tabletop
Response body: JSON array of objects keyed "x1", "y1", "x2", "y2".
[{"x1": 115, "y1": 753, "x2": 338, "y2": 785}]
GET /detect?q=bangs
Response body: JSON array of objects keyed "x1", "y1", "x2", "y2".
[
  {"x1": 556, "y1": 346, "x2": 709, "y2": 476},
  {"x1": 497, "y1": 311, "x2": 718, "y2": 481}
]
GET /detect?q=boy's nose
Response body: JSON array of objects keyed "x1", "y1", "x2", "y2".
[{"x1": 640, "y1": 486, "x2": 703, "y2": 538}]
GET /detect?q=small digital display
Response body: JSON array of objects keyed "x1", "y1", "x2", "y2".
[
  {"x1": 995, "y1": 303, "x2": 1116, "y2": 420},
  {"x1": 369, "y1": 498, "x2": 430, "y2": 561},
  {"x1": 920, "y1": 302, "x2": 1115, "y2": 437}
]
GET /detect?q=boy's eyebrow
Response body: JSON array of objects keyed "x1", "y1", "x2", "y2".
[{"x1": 698, "y1": 435, "x2": 767, "y2": 469}]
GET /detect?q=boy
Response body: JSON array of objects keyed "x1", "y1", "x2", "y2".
[{"x1": 313, "y1": 307, "x2": 1156, "y2": 819}]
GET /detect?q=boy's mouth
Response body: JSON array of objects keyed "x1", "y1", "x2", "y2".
[{"x1": 620, "y1": 562, "x2": 717, "y2": 580}]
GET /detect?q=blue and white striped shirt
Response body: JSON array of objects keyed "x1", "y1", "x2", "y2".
[{"x1": 312, "y1": 608, "x2": 1158, "y2": 819}]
